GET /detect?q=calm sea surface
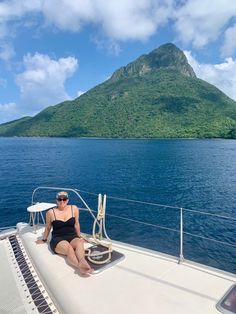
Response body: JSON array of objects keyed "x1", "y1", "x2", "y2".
[{"x1": 0, "y1": 137, "x2": 236, "y2": 272}]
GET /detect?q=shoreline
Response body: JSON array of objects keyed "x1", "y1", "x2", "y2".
[{"x1": 0, "y1": 136, "x2": 235, "y2": 140}]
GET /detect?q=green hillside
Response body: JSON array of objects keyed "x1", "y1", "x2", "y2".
[{"x1": 0, "y1": 43, "x2": 236, "y2": 138}]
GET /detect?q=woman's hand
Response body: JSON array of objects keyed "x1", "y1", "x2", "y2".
[{"x1": 35, "y1": 239, "x2": 46, "y2": 244}]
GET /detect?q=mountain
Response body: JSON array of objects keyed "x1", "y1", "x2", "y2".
[
  {"x1": 0, "y1": 43, "x2": 236, "y2": 138},
  {"x1": 110, "y1": 43, "x2": 196, "y2": 81}
]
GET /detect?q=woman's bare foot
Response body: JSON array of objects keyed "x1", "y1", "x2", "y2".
[{"x1": 78, "y1": 257, "x2": 94, "y2": 275}]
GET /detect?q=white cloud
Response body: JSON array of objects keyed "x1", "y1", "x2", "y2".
[
  {"x1": 42, "y1": 0, "x2": 173, "y2": 41},
  {"x1": 0, "y1": 0, "x2": 41, "y2": 20},
  {"x1": 185, "y1": 50, "x2": 236, "y2": 101},
  {"x1": 15, "y1": 53, "x2": 78, "y2": 114},
  {"x1": 0, "y1": 102, "x2": 16, "y2": 111},
  {"x1": 174, "y1": 0, "x2": 236, "y2": 48},
  {"x1": 0, "y1": 0, "x2": 236, "y2": 52},
  {"x1": 0, "y1": 102, "x2": 19, "y2": 123},
  {"x1": 93, "y1": 0, "x2": 173, "y2": 41},
  {"x1": 40, "y1": 0, "x2": 174, "y2": 54},
  {"x1": 221, "y1": 23, "x2": 236, "y2": 57},
  {"x1": 0, "y1": 0, "x2": 41, "y2": 38},
  {"x1": 0, "y1": 0, "x2": 173, "y2": 42},
  {"x1": 0, "y1": 42, "x2": 15, "y2": 60},
  {"x1": 91, "y1": 36, "x2": 122, "y2": 55},
  {"x1": 77, "y1": 90, "x2": 85, "y2": 97},
  {"x1": 41, "y1": 0, "x2": 96, "y2": 32}
]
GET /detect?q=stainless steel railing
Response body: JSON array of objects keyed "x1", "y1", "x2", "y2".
[
  {"x1": 11, "y1": 186, "x2": 236, "y2": 265},
  {"x1": 104, "y1": 193, "x2": 236, "y2": 264}
]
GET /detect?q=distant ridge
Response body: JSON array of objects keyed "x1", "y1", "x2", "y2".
[{"x1": 0, "y1": 43, "x2": 236, "y2": 138}]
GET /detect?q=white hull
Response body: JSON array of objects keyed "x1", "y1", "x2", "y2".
[
  {"x1": 1, "y1": 222, "x2": 235, "y2": 314},
  {"x1": 1, "y1": 187, "x2": 235, "y2": 314}
]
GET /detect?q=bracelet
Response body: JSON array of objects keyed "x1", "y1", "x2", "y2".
[{"x1": 42, "y1": 239, "x2": 47, "y2": 242}]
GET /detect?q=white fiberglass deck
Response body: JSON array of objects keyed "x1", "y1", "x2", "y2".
[{"x1": 14, "y1": 223, "x2": 236, "y2": 314}]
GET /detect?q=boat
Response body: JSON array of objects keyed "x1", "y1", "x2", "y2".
[{"x1": 0, "y1": 186, "x2": 236, "y2": 314}]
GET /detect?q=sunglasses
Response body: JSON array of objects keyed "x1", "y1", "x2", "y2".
[{"x1": 57, "y1": 198, "x2": 68, "y2": 202}]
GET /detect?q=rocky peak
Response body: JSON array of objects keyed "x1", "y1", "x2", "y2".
[{"x1": 110, "y1": 43, "x2": 196, "y2": 82}]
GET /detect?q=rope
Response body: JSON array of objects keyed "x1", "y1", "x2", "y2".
[{"x1": 83, "y1": 194, "x2": 113, "y2": 265}]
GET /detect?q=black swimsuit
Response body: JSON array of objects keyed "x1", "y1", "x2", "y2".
[{"x1": 50, "y1": 206, "x2": 78, "y2": 253}]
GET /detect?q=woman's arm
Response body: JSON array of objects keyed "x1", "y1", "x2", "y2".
[
  {"x1": 74, "y1": 205, "x2": 81, "y2": 237},
  {"x1": 36, "y1": 210, "x2": 52, "y2": 244}
]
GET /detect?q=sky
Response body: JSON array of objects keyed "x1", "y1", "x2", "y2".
[{"x1": 1, "y1": 0, "x2": 236, "y2": 124}]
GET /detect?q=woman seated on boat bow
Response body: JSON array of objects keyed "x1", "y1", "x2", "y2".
[{"x1": 36, "y1": 191, "x2": 93, "y2": 275}]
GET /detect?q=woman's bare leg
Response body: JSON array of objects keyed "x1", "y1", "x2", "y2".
[
  {"x1": 55, "y1": 240, "x2": 80, "y2": 269},
  {"x1": 70, "y1": 238, "x2": 93, "y2": 273}
]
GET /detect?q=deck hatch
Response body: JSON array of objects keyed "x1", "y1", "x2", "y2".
[
  {"x1": 217, "y1": 284, "x2": 236, "y2": 314},
  {"x1": 85, "y1": 244, "x2": 125, "y2": 274}
]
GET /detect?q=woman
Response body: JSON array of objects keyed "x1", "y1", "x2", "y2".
[{"x1": 36, "y1": 191, "x2": 93, "y2": 275}]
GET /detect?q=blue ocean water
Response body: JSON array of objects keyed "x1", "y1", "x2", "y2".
[{"x1": 0, "y1": 137, "x2": 236, "y2": 272}]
